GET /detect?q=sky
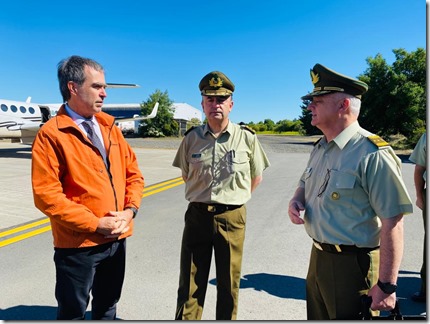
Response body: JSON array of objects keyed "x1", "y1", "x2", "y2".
[{"x1": 0, "y1": 0, "x2": 426, "y2": 124}]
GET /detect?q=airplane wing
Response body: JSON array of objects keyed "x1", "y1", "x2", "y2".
[
  {"x1": 113, "y1": 102, "x2": 159, "y2": 122},
  {"x1": 106, "y1": 83, "x2": 140, "y2": 88}
]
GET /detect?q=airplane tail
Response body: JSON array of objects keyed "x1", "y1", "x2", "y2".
[{"x1": 145, "y1": 102, "x2": 159, "y2": 119}]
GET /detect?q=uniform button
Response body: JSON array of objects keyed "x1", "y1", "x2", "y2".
[{"x1": 331, "y1": 192, "x2": 340, "y2": 200}]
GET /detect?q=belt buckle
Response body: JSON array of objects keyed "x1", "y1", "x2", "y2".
[{"x1": 207, "y1": 205, "x2": 216, "y2": 212}]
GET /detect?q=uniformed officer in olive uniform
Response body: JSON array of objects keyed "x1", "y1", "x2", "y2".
[
  {"x1": 173, "y1": 71, "x2": 270, "y2": 320},
  {"x1": 409, "y1": 132, "x2": 426, "y2": 302},
  {"x1": 288, "y1": 64, "x2": 413, "y2": 320}
]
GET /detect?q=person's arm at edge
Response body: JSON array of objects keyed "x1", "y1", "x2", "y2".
[
  {"x1": 414, "y1": 164, "x2": 426, "y2": 210},
  {"x1": 251, "y1": 175, "x2": 262, "y2": 192}
]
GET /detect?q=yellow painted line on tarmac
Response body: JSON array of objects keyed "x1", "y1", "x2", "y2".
[
  {"x1": 142, "y1": 177, "x2": 184, "y2": 198},
  {"x1": 0, "y1": 177, "x2": 184, "y2": 248},
  {"x1": 0, "y1": 218, "x2": 50, "y2": 238},
  {"x1": 0, "y1": 226, "x2": 52, "y2": 248}
]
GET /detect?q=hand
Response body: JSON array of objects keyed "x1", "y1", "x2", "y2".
[
  {"x1": 416, "y1": 196, "x2": 424, "y2": 210},
  {"x1": 96, "y1": 216, "x2": 122, "y2": 237},
  {"x1": 105, "y1": 210, "x2": 134, "y2": 238},
  {"x1": 367, "y1": 283, "x2": 397, "y2": 311},
  {"x1": 96, "y1": 209, "x2": 133, "y2": 238},
  {"x1": 288, "y1": 200, "x2": 305, "y2": 224}
]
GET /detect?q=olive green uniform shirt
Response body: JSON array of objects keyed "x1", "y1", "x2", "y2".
[
  {"x1": 173, "y1": 122, "x2": 270, "y2": 205},
  {"x1": 299, "y1": 121, "x2": 413, "y2": 247},
  {"x1": 409, "y1": 132, "x2": 426, "y2": 181}
]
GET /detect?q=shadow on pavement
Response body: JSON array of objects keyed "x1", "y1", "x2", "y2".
[
  {"x1": 0, "y1": 147, "x2": 32, "y2": 159},
  {"x1": 0, "y1": 306, "x2": 125, "y2": 320},
  {"x1": 0, "y1": 275, "x2": 424, "y2": 320},
  {"x1": 210, "y1": 272, "x2": 306, "y2": 300},
  {"x1": 396, "y1": 272, "x2": 427, "y2": 317},
  {"x1": 208, "y1": 271, "x2": 426, "y2": 317},
  {"x1": 0, "y1": 305, "x2": 58, "y2": 320}
]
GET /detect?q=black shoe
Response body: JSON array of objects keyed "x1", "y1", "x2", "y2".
[{"x1": 411, "y1": 291, "x2": 426, "y2": 302}]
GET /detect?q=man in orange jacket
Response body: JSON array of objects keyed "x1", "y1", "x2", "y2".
[{"x1": 31, "y1": 55, "x2": 144, "y2": 320}]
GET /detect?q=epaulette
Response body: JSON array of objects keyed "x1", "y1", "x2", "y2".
[
  {"x1": 240, "y1": 124, "x2": 256, "y2": 134},
  {"x1": 184, "y1": 126, "x2": 197, "y2": 136},
  {"x1": 367, "y1": 134, "x2": 390, "y2": 148},
  {"x1": 313, "y1": 137, "x2": 322, "y2": 146}
]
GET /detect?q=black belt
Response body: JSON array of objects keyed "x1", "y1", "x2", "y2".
[
  {"x1": 190, "y1": 202, "x2": 243, "y2": 213},
  {"x1": 313, "y1": 240, "x2": 379, "y2": 254}
]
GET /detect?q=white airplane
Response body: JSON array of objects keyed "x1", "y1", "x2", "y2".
[{"x1": 0, "y1": 83, "x2": 159, "y2": 145}]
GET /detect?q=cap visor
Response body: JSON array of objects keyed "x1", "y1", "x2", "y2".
[{"x1": 301, "y1": 90, "x2": 334, "y2": 100}]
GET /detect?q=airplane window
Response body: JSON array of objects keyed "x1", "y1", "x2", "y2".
[
  {"x1": 20, "y1": 106, "x2": 27, "y2": 113},
  {"x1": 1, "y1": 104, "x2": 7, "y2": 112},
  {"x1": 11, "y1": 105, "x2": 18, "y2": 112},
  {"x1": 29, "y1": 107, "x2": 35, "y2": 114}
]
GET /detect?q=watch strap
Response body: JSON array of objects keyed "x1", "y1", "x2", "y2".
[
  {"x1": 377, "y1": 279, "x2": 397, "y2": 294},
  {"x1": 126, "y1": 207, "x2": 138, "y2": 218}
]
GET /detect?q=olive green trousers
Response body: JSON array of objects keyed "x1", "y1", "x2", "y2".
[
  {"x1": 306, "y1": 244, "x2": 380, "y2": 320},
  {"x1": 175, "y1": 203, "x2": 246, "y2": 320}
]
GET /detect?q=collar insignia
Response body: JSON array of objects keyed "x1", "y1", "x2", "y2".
[{"x1": 209, "y1": 76, "x2": 223, "y2": 87}]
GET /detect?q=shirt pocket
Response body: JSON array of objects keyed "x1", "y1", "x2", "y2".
[
  {"x1": 325, "y1": 170, "x2": 356, "y2": 206},
  {"x1": 188, "y1": 151, "x2": 211, "y2": 178},
  {"x1": 232, "y1": 151, "x2": 250, "y2": 173}
]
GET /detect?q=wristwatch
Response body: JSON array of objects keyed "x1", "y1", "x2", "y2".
[
  {"x1": 126, "y1": 207, "x2": 138, "y2": 219},
  {"x1": 377, "y1": 280, "x2": 397, "y2": 294}
]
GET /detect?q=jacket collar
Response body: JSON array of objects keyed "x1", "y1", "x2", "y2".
[{"x1": 56, "y1": 104, "x2": 115, "y2": 130}]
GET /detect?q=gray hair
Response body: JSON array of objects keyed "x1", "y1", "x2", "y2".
[
  {"x1": 333, "y1": 92, "x2": 361, "y2": 116},
  {"x1": 348, "y1": 96, "x2": 361, "y2": 116},
  {"x1": 57, "y1": 55, "x2": 104, "y2": 102}
]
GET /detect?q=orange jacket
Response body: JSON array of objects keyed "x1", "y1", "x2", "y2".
[{"x1": 32, "y1": 105, "x2": 144, "y2": 248}]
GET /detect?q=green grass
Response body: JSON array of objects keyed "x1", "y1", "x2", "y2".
[{"x1": 254, "y1": 131, "x2": 302, "y2": 136}]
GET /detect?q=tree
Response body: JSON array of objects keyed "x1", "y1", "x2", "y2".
[
  {"x1": 187, "y1": 117, "x2": 202, "y2": 130},
  {"x1": 359, "y1": 48, "x2": 426, "y2": 145},
  {"x1": 263, "y1": 119, "x2": 275, "y2": 131},
  {"x1": 299, "y1": 100, "x2": 322, "y2": 136},
  {"x1": 138, "y1": 89, "x2": 179, "y2": 137}
]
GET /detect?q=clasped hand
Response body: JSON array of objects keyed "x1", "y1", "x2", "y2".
[{"x1": 96, "y1": 210, "x2": 133, "y2": 238}]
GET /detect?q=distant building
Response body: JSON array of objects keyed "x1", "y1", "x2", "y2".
[
  {"x1": 103, "y1": 102, "x2": 202, "y2": 135},
  {"x1": 172, "y1": 103, "x2": 202, "y2": 136}
]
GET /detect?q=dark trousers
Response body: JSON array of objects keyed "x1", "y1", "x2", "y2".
[
  {"x1": 306, "y1": 244, "x2": 380, "y2": 320},
  {"x1": 420, "y1": 189, "x2": 426, "y2": 294},
  {"x1": 175, "y1": 203, "x2": 246, "y2": 320},
  {"x1": 54, "y1": 239, "x2": 126, "y2": 320}
]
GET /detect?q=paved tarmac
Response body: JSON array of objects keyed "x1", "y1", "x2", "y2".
[{"x1": 0, "y1": 136, "x2": 426, "y2": 320}]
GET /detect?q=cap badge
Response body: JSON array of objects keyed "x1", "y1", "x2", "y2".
[
  {"x1": 310, "y1": 70, "x2": 319, "y2": 85},
  {"x1": 209, "y1": 76, "x2": 223, "y2": 87}
]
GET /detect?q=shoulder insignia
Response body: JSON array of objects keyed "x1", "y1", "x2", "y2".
[
  {"x1": 240, "y1": 124, "x2": 255, "y2": 134},
  {"x1": 184, "y1": 126, "x2": 197, "y2": 136},
  {"x1": 367, "y1": 135, "x2": 390, "y2": 148}
]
